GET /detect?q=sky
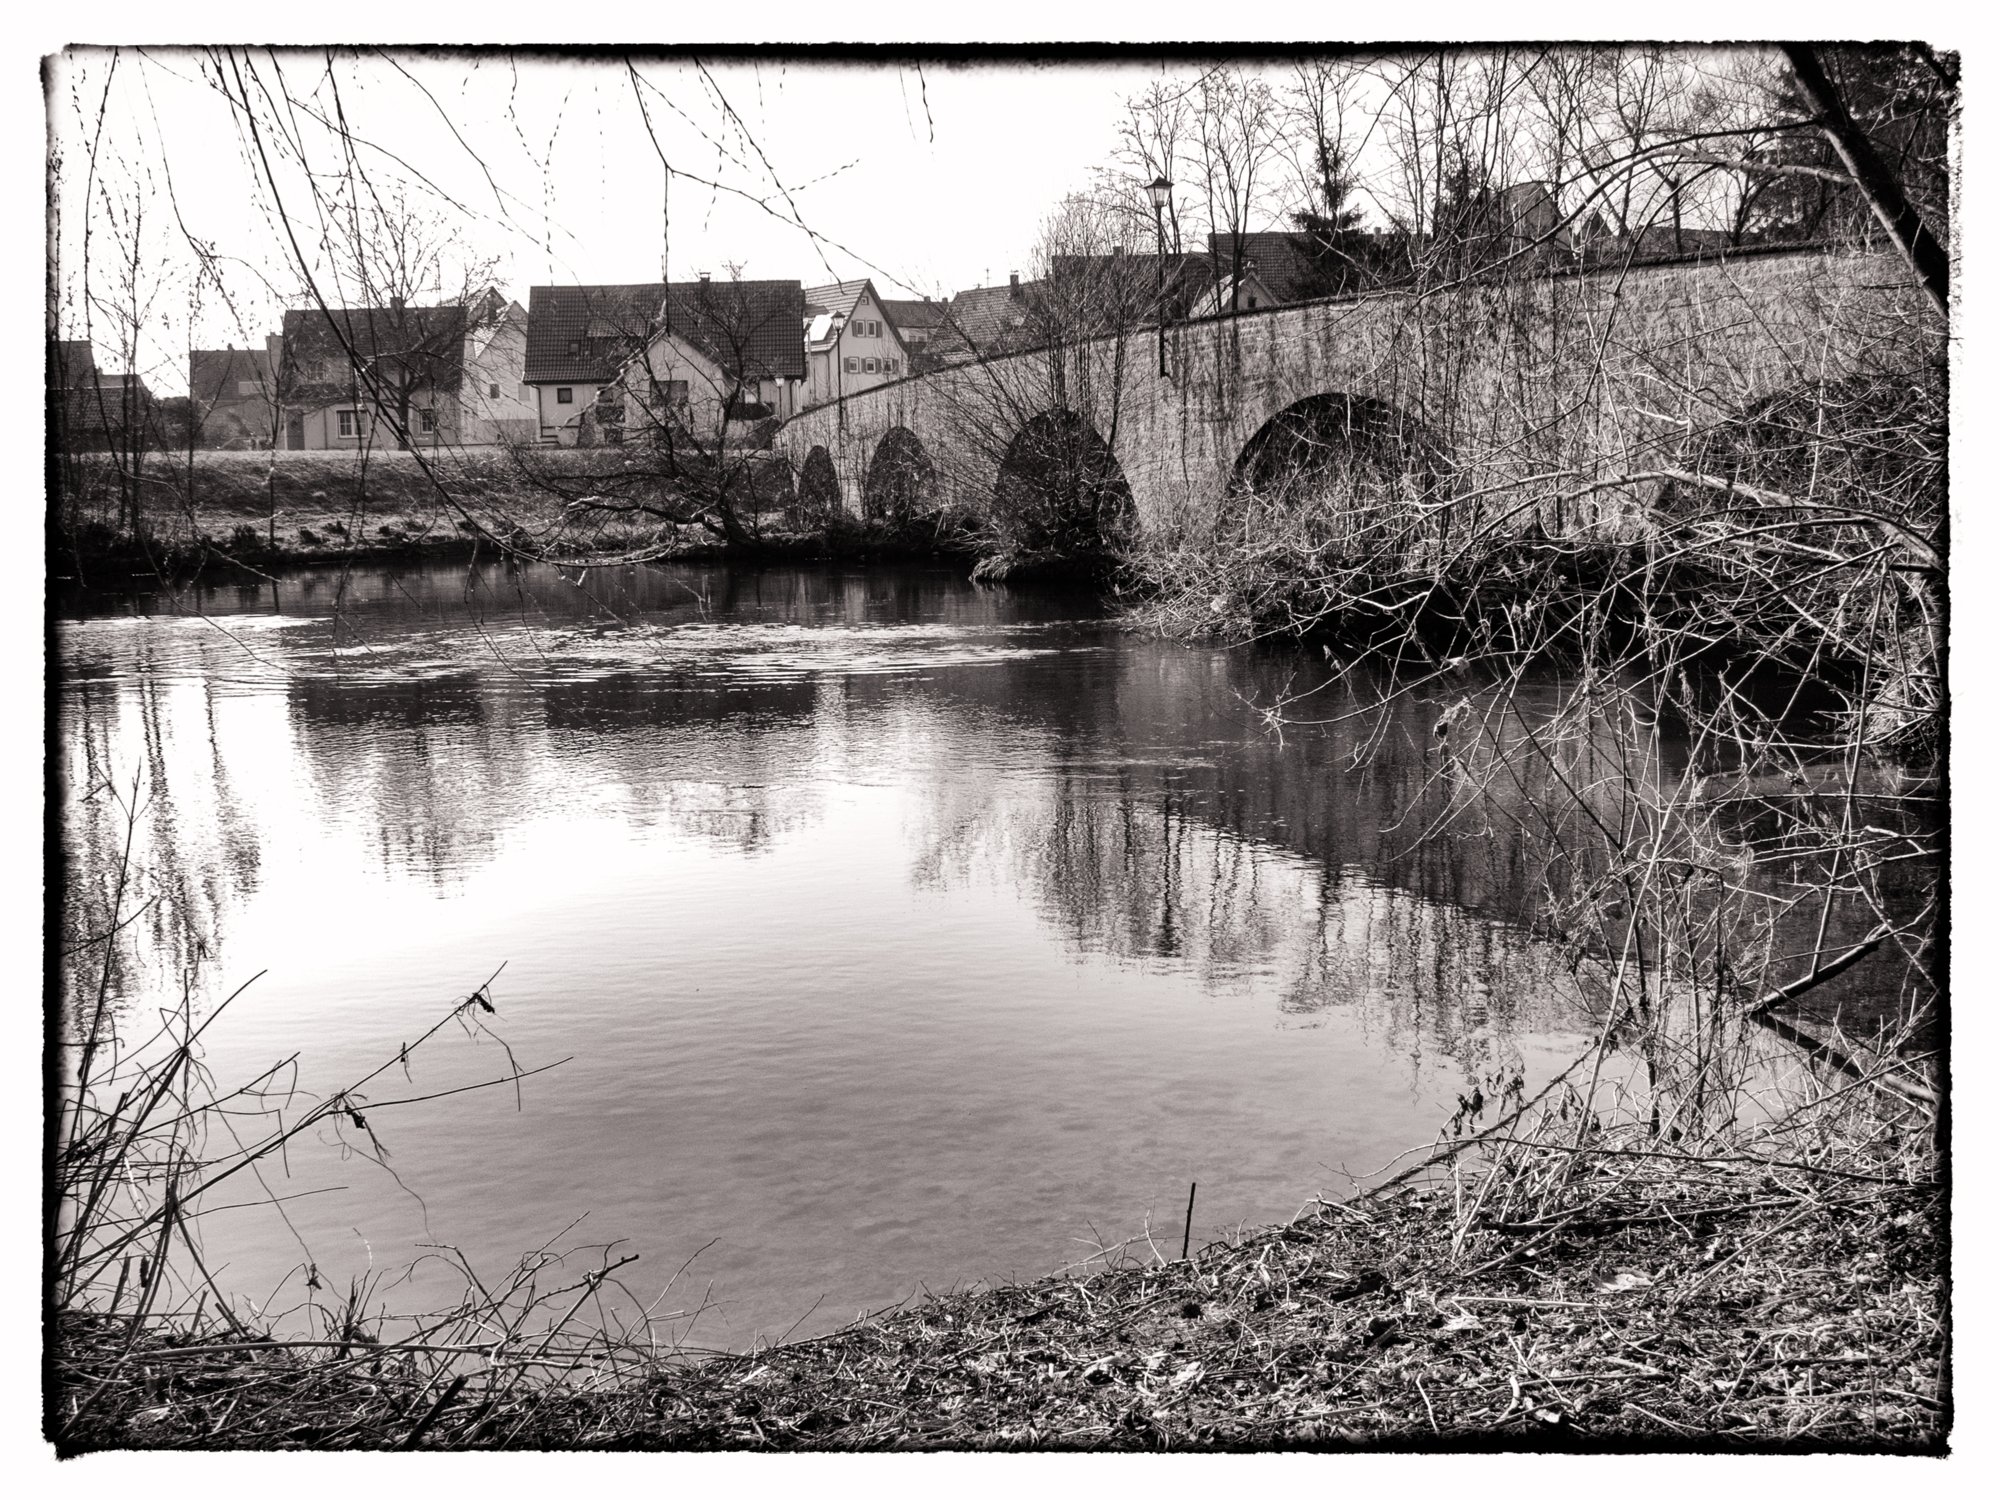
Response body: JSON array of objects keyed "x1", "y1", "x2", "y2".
[{"x1": 49, "y1": 50, "x2": 1268, "y2": 394}]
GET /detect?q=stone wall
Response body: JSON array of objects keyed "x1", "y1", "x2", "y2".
[{"x1": 778, "y1": 249, "x2": 1927, "y2": 538}]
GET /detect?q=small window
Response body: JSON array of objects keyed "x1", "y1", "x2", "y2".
[
  {"x1": 651, "y1": 378, "x2": 689, "y2": 407},
  {"x1": 337, "y1": 409, "x2": 361, "y2": 438},
  {"x1": 1249, "y1": 296, "x2": 1260, "y2": 309},
  {"x1": 863, "y1": 357, "x2": 878, "y2": 373},
  {"x1": 844, "y1": 357, "x2": 858, "y2": 374},
  {"x1": 418, "y1": 407, "x2": 436, "y2": 434},
  {"x1": 488, "y1": 382, "x2": 501, "y2": 399},
  {"x1": 556, "y1": 387, "x2": 573, "y2": 404}
]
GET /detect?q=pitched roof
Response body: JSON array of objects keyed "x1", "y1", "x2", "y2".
[
  {"x1": 1206, "y1": 232, "x2": 1316, "y2": 303},
  {"x1": 941, "y1": 281, "x2": 1041, "y2": 354},
  {"x1": 279, "y1": 302, "x2": 470, "y2": 406},
  {"x1": 881, "y1": 298, "x2": 949, "y2": 332},
  {"x1": 189, "y1": 347, "x2": 274, "y2": 404},
  {"x1": 527, "y1": 279, "x2": 805, "y2": 384},
  {"x1": 666, "y1": 280, "x2": 805, "y2": 380},
  {"x1": 524, "y1": 283, "x2": 667, "y2": 384},
  {"x1": 801, "y1": 280, "x2": 869, "y2": 320}
]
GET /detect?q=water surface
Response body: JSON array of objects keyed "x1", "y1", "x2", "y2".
[{"x1": 62, "y1": 561, "x2": 1608, "y2": 1346}]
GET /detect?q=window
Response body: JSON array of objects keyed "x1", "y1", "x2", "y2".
[
  {"x1": 863, "y1": 357, "x2": 878, "y2": 373},
  {"x1": 651, "y1": 378, "x2": 689, "y2": 408},
  {"x1": 886, "y1": 358, "x2": 899, "y2": 376},
  {"x1": 488, "y1": 382, "x2": 501, "y2": 399},
  {"x1": 337, "y1": 409, "x2": 363, "y2": 438},
  {"x1": 556, "y1": 387, "x2": 574, "y2": 404},
  {"x1": 844, "y1": 357, "x2": 858, "y2": 374},
  {"x1": 236, "y1": 379, "x2": 261, "y2": 397},
  {"x1": 418, "y1": 407, "x2": 436, "y2": 434}
]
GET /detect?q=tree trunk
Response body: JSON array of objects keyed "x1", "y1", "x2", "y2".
[{"x1": 1780, "y1": 45, "x2": 1949, "y2": 319}]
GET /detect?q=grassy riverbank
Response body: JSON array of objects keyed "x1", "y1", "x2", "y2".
[
  {"x1": 52, "y1": 1050, "x2": 1942, "y2": 1453},
  {"x1": 51, "y1": 447, "x2": 964, "y2": 586}
]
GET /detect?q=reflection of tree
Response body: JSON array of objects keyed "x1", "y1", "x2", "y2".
[
  {"x1": 898, "y1": 640, "x2": 1615, "y2": 1072},
  {"x1": 59, "y1": 688, "x2": 263, "y2": 1022},
  {"x1": 69, "y1": 559, "x2": 1705, "y2": 1074}
]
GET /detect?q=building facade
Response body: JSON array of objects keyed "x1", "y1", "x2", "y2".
[
  {"x1": 801, "y1": 280, "x2": 910, "y2": 409},
  {"x1": 526, "y1": 277, "x2": 806, "y2": 447},
  {"x1": 276, "y1": 289, "x2": 534, "y2": 450},
  {"x1": 188, "y1": 340, "x2": 282, "y2": 448}
]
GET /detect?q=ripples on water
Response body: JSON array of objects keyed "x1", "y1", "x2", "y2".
[{"x1": 60, "y1": 562, "x2": 1645, "y2": 1345}]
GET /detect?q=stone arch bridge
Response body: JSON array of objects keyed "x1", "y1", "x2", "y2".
[{"x1": 777, "y1": 248, "x2": 1925, "y2": 538}]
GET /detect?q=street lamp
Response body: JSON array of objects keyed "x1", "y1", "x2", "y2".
[{"x1": 1147, "y1": 176, "x2": 1173, "y2": 377}]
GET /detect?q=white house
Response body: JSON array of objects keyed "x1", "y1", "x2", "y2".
[
  {"x1": 524, "y1": 278, "x2": 806, "y2": 446},
  {"x1": 275, "y1": 288, "x2": 536, "y2": 450},
  {"x1": 801, "y1": 280, "x2": 911, "y2": 409}
]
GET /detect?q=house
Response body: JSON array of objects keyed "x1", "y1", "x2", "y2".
[
  {"x1": 525, "y1": 278, "x2": 805, "y2": 446},
  {"x1": 188, "y1": 340, "x2": 282, "y2": 448},
  {"x1": 52, "y1": 339, "x2": 156, "y2": 450},
  {"x1": 800, "y1": 280, "x2": 910, "y2": 408},
  {"x1": 1187, "y1": 264, "x2": 1283, "y2": 319},
  {"x1": 276, "y1": 288, "x2": 535, "y2": 450},
  {"x1": 1205, "y1": 232, "x2": 1318, "y2": 305},
  {"x1": 879, "y1": 298, "x2": 950, "y2": 369},
  {"x1": 927, "y1": 274, "x2": 1044, "y2": 364},
  {"x1": 1496, "y1": 181, "x2": 1565, "y2": 254}
]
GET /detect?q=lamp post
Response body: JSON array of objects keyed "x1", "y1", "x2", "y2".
[{"x1": 1148, "y1": 175, "x2": 1173, "y2": 378}]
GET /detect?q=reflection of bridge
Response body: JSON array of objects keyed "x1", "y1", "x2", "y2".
[{"x1": 778, "y1": 247, "x2": 1916, "y2": 533}]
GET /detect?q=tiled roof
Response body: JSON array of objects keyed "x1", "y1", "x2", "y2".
[
  {"x1": 940, "y1": 281, "x2": 1041, "y2": 355},
  {"x1": 801, "y1": 280, "x2": 869, "y2": 320},
  {"x1": 527, "y1": 280, "x2": 805, "y2": 384},
  {"x1": 666, "y1": 280, "x2": 805, "y2": 380},
  {"x1": 524, "y1": 284, "x2": 666, "y2": 384},
  {"x1": 279, "y1": 303, "x2": 469, "y2": 407},
  {"x1": 881, "y1": 298, "x2": 949, "y2": 331},
  {"x1": 189, "y1": 348, "x2": 273, "y2": 403},
  {"x1": 1206, "y1": 232, "x2": 1316, "y2": 304}
]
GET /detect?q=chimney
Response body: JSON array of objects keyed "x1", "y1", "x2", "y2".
[
  {"x1": 698, "y1": 270, "x2": 711, "y2": 283},
  {"x1": 1112, "y1": 245, "x2": 1124, "y2": 257},
  {"x1": 1009, "y1": 272, "x2": 1020, "y2": 298},
  {"x1": 390, "y1": 294, "x2": 405, "y2": 312}
]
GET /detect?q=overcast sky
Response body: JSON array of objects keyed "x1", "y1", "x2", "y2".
[{"x1": 51, "y1": 50, "x2": 1283, "y2": 393}]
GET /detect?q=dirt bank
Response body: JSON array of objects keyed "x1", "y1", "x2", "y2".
[{"x1": 54, "y1": 1082, "x2": 1943, "y2": 1454}]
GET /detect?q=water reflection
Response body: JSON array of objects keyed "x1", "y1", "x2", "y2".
[{"x1": 57, "y1": 562, "x2": 1646, "y2": 1344}]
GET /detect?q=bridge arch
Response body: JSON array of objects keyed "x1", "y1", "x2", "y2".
[
  {"x1": 992, "y1": 409, "x2": 1135, "y2": 554},
  {"x1": 797, "y1": 444, "x2": 842, "y2": 526},
  {"x1": 1231, "y1": 392, "x2": 1433, "y2": 496},
  {"x1": 863, "y1": 425, "x2": 937, "y2": 526}
]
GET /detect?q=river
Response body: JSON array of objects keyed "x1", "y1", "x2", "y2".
[{"x1": 57, "y1": 559, "x2": 1781, "y2": 1347}]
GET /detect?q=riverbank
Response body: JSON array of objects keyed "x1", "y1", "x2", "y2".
[
  {"x1": 53, "y1": 1067, "x2": 1942, "y2": 1453},
  {"x1": 51, "y1": 447, "x2": 974, "y2": 587}
]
